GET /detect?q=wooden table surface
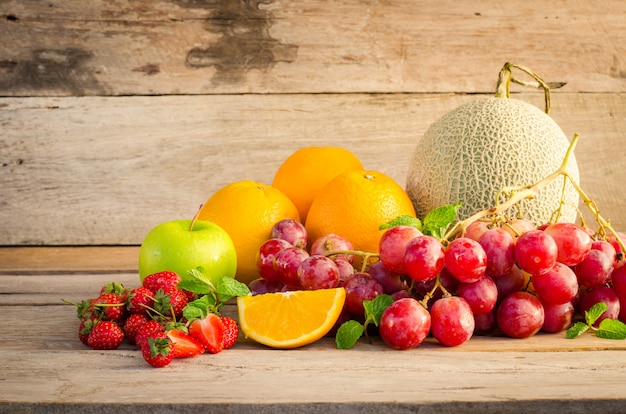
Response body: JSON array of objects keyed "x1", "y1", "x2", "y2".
[
  {"x1": 2, "y1": 246, "x2": 626, "y2": 413},
  {"x1": 1, "y1": 1, "x2": 626, "y2": 412}
]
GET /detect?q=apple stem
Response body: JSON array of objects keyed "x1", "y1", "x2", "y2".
[{"x1": 189, "y1": 204, "x2": 203, "y2": 231}]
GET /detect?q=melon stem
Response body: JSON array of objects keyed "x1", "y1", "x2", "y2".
[{"x1": 494, "y1": 62, "x2": 563, "y2": 114}]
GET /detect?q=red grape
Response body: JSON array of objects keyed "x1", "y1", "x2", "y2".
[
  {"x1": 541, "y1": 301, "x2": 574, "y2": 333},
  {"x1": 368, "y1": 261, "x2": 405, "y2": 294},
  {"x1": 310, "y1": 234, "x2": 354, "y2": 263},
  {"x1": 464, "y1": 219, "x2": 490, "y2": 242},
  {"x1": 478, "y1": 228, "x2": 516, "y2": 277},
  {"x1": 343, "y1": 272, "x2": 384, "y2": 316},
  {"x1": 502, "y1": 218, "x2": 535, "y2": 239},
  {"x1": 403, "y1": 235, "x2": 445, "y2": 283},
  {"x1": 531, "y1": 262, "x2": 578, "y2": 305},
  {"x1": 297, "y1": 255, "x2": 340, "y2": 290},
  {"x1": 379, "y1": 225, "x2": 423, "y2": 274},
  {"x1": 497, "y1": 291, "x2": 544, "y2": 339},
  {"x1": 430, "y1": 296, "x2": 474, "y2": 347},
  {"x1": 591, "y1": 240, "x2": 617, "y2": 267},
  {"x1": 379, "y1": 298, "x2": 431, "y2": 350},
  {"x1": 607, "y1": 232, "x2": 626, "y2": 258},
  {"x1": 248, "y1": 278, "x2": 283, "y2": 295},
  {"x1": 473, "y1": 308, "x2": 497, "y2": 336},
  {"x1": 334, "y1": 257, "x2": 355, "y2": 286},
  {"x1": 273, "y1": 246, "x2": 309, "y2": 288},
  {"x1": 574, "y1": 249, "x2": 614, "y2": 289},
  {"x1": 493, "y1": 265, "x2": 526, "y2": 299},
  {"x1": 579, "y1": 286, "x2": 620, "y2": 326},
  {"x1": 611, "y1": 264, "x2": 626, "y2": 300},
  {"x1": 270, "y1": 218, "x2": 308, "y2": 249},
  {"x1": 411, "y1": 267, "x2": 458, "y2": 305},
  {"x1": 457, "y1": 274, "x2": 498, "y2": 315},
  {"x1": 514, "y1": 230, "x2": 557, "y2": 276},
  {"x1": 544, "y1": 222, "x2": 592, "y2": 266},
  {"x1": 256, "y1": 238, "x2": 292, "y2": 282},
  {"x1": 444, "y1": 237, "x2": 487, "y2": 283}
]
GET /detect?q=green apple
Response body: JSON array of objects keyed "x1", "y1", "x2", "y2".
[{"x1": 138, "y1": 219, "x2": 237, "y2": 287}]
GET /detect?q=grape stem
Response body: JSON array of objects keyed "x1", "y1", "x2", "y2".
[
  {"x1": 441, "y1": 134, "x2": 626, "y2": 255},
  {"x1": 324, "y1": 250, "x2": 379, "y2": 272}
]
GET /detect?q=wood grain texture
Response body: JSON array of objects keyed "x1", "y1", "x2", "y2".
[
  {"x1": 2, "y1": 92, "x2": 625, "y2": 245},
  {"x1": 1, "y1": 302, "x2": 626, "y2": 413},
  {"x1": 0, "y1": 0, "x2": 624, "y2": 96}
]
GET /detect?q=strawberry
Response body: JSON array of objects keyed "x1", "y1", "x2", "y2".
[
  {"x1": 87, "y1": 321, "x2": 124, "y2": 350},
  {"x1": 134, "y1": 319, "x2": 165, "y2": 349},
  {"x1": 100, "y1": 281, "x2": 130, "y2": 302},
  {"x1": 153, "y1": 289, "x2": 188, "y2": 319},
  {"x1": 182, "y1": 289, "x2": 197, "y2": 303},
  {"x1": 166, "y1": 329, "x2": 205, "y2": 358},
  {"x1": 74, "y1": 298, "x2": 100, "y2": 320},
  {"x1": 78, "y1": 317, "x2": 98, "y2": 346},
  {"x1": 127, "y1": 286, "x2": 154, "y2": 315},
  {"x1": 220, "y1": 316, "x2": 239, "y2": 349},
  {"x1": 189, "y1": 313, "x2": 225, "y2": 354},
  {"x1": 141, "y1": 332, "x2": 173, "y2": 368},
  {"x1": 123, "y1": 313, "x2": 149, "y2": 345},
  {"x1": 143, "y1": 271, "x2": 182, "y2": 294},
  {"x1": 95, "y1": 292, "x2": 126, "y2": 323}
]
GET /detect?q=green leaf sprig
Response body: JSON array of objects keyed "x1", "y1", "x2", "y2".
[
  {"x1": 180, "y1": 266, "x2": 250, "y2": 321},
  {"x1": 379, "y1": 203, "x2": 461, "y2": 240},
  {"x1": 335, "y1": 294, "x2": 393, "y2": 349},
  {"x1": 566, "y1": 302, "x2": 626, "y2": 340}
]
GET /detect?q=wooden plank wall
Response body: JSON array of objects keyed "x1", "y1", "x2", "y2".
[{"x1": 1, "y1": 0, "x2": 625, "y2": 247}]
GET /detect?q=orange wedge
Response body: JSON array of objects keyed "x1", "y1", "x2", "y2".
[{"x1": 236, "y1": 288, "x2": 346, "y2": 349}]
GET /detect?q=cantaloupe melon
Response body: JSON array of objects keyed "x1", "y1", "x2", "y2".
[{"x1": 406, "y1": 63, "x2": 579, "y2": 225}]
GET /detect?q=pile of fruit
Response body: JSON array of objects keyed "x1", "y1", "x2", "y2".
[
  {"x1": 67, "y1": 62, "x2": 626, "y2": 365},
  {"x1": 68, "y1": 270, "x2": 244, "y2": 367}
]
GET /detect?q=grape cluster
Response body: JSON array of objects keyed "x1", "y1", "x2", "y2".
[{"x1": 252, "y1": 217, "x2": 626, "y2": 350}]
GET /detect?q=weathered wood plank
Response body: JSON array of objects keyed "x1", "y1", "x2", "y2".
[
  {"x1": 0, "y1": 0, "x2": 624, "y2": 96},
  {"x1": 2, "y1": 250, "x2": 625, "y2": 412},
  {"x1": 3, "y1": 304, "x2": 626, "y2": 352},
  {"x1": 0, "y1": 247, "x2": 139, "y2": 274},
  {"x1": 1, "y1": 303, "x2": 626, "y2": 414},
  {"x1": 2, "y1": 92, "x2": 625, "y2": 245}
]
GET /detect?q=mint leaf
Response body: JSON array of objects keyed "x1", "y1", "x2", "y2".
[
  {"x1": 182, "y1": 295, "x2": 217, "y2": 321},
  {"x1": 178, "y1": 267, "x2": 215, "y2": 295},
  {"x1": 379, "y1": 215, "x2": 423, "y2": 231},
  {"x1": 363, "y1": 294, "x2": 393, "y2": 327},
  {"x1": 217, "y1": 276, "x2": 250, "y2": 303},
  {"x1": 335, "y1": 320, "x2": 365, "y2": 349},
  {"x1": 596, "y1": 319, "x2": 626, "y2": 340},
  {"x1": 585, "y1": 302, "x2": 608, "y2": 326},
  {"x1": 566, "y1": 321, "x2": 590, "y2": 339},
  {"x1": 422, "y1": 203, "x2": 461, "y2": 239}
]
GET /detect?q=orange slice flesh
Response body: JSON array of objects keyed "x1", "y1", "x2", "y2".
[{"x1": 237, "y1": 288, "x2": 346, "y2": 349}]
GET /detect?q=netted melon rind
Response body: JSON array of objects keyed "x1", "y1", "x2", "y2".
[{"x1": 406, "y1": 97, "x2": 580, "y2": 225}]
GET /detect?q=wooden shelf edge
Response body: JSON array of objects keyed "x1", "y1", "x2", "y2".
[{"x1": 0, "y1": 246, "x2": 140, "y2": 274}]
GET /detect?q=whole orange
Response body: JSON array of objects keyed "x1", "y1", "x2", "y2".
[
  {"x1": 197, "y1": 180, "x2": 300, "y2": 285},
  {"x1": 305, "y1": 170, "x2": 416, "y2": 254},
  {"x1": 272, "y1": 146, "x2": 364, "y2": 224}
]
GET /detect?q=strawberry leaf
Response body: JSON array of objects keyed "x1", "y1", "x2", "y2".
[
  {"x1": 335, "y1": 320, "x2": 365, "y2": 349},
  {"x1": 596, "y1": 319, "x2": 626, "y2": 340}
]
